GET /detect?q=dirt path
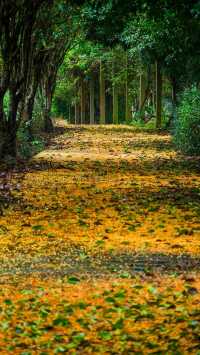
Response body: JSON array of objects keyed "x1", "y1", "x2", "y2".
[
  {"x1": 0, "y1": 122, "x2": 200, "y2": 277},
  {"x1": 0, "y1": 121, "x2": 200, "y2": 353}
]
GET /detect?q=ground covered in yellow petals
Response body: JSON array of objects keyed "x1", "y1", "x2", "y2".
[
  {"x1": 0, "y1": 275, "x2": 200, "y2": 354},
  {"x1": 0, "y1": 121, "x2": 200, "y2": 353}
]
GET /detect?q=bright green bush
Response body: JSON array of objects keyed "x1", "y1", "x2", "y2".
[{"x1": 174, "y1": 86, "x2": 200, "y2": 155}]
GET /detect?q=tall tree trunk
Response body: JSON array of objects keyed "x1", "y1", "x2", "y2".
[
  {"x1": 23, "y1": 80, "x2": 39, "y2": 139},
  {"x1": 0, "y1": 70, "x2": 10, "y2": 158},
  {"x1": 74, "y1": 79, "x2": 80, "y2": 125},
  {"x1": 90, "y1": 74, "x2": 95, "y2": 125},
  {"x1": 23, "y1": 99, "x2": 34, "y2": 140},
  {"x1": 0, "y1": 99, "x2": 4, "y2": 126},
  {"x1": 1, "y1": 127, "x2": 17, "y2": 158},
  {"x1": 44, "y1": 88, "x2": 54, "y2": 133},
  {"x1": 113, "y1": 85, "x2": 118, "y2": 124},
  {"x1": 80, "y1": 77, "x2": 86, "y2": 124},
  {"x1": 125, "y1": 53, "x2": 130, "y2": 123},
  {"x1": 155, "y1": 61, "x2": 162, "y2": 129},
  {"x1": 75, "y1": 101, "x2": 80, "y2": 125},
  {"x1": 0, "y1": 92, "x2": 20, "y2": 158},
  {"x1": 171, "y1": 77, "x2": 177, "y2": 106},
  {"x1": 68, "y1": 105, "x2": 71, "y2": 122},
  {"x1": 139, "y1": 73, "x2": 146, "y2": 115},
  {"x1": 112, "y1": 59, "x2": 118, "y2": 124},
  {"x1": 99, "y1": 60, "x2": 106, "y2": 124},
  {"x1": 152, "y1": 64, "x2": 156, "y2": 111}
]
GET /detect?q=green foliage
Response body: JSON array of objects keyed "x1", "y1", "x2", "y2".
[
  {"x1": 3, "y1": 92, "x2": 9, "y2": 117},
  {"x1": 84, "y1": 1, "x2": 200, "y2": 85},
  {"x1": 52, "y1": 81, "x2": 71, "y2": 119},
  {"x1": 130, "y1": 117, "x2": 156, "y2": 130},
  {"x1": 174, "y1": 86, "x2": 200, "y2": 155},
  {"x1": 17, "y1": 125, "x2": 45, "y2": 159},
  {"x1": 122, "y1": 6, "x2": 199, "y2": 85}
]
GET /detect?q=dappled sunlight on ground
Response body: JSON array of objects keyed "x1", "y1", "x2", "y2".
[
  {"x1": 34, "y1": 124, "x2": 176, "y2": 163},
  {"x1": 1, "y1": 123, "x2": 199, "y2": 258},
  {"x1": 0, "y1": 121, "x2": 200, "y2": 353}
]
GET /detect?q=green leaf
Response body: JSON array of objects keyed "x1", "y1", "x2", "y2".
[
  {"x1": 67, "y1": 276, "x2": 80, "y2": 284},
  {"x1": 147, "y1": 286, "x2": 158, "y2": 295},
  {"x1": 40, "y1": 308, "x2": 50, "y2": 318},
  {"x1": 128, "y1": 225, "x2": 136, "y2": 231},
  {"x1": 98, "y1": 330, "x2": 112, "y2": 341},
  {"x1": 72, "y1": 332, "x2": 85, "y2": 343},
  {"x1": 66, "y1": 342, "x2": 77, "y2": 350},
  {"x1": 55, "y1": 346, "x2": 67, "y2": 353},
  {"x1": 53, "y1": 317, "x2": 70, "y2": 327},
  {"x1": 77, "y1": 301, "x2": 88, "y2": 309},
  {"x1": 95, "y1": 239, "x2": 105, "y2": 246},
  {"x1": 4, "y1": 299, "x2": 12, "y2": 305},
  {"x1": 120, "y1": 272, "x2": 131, "y2": 278},
  {"x1": 115, "y1": 290, "x2": 126, "y2": 300},
  {"x1": 112, "y1": 318, "x2": 124, "y2": 330},
  {"x1": 1, "y1": 321, "x2": 9, "y2": 331},
  {"x1": 105, "y1": 296, "x2": 115, "y2": 303},
  {"x1": 32, "y1": 225, "x2": 44, "y2": 231}
]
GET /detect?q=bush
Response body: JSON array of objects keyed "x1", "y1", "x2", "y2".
[
  {"x1": 174, "y1": 86, "x2": 200, "y2": 155},
  {"x1": 17, "y1": 125, "x2": 45, "y2": 159}
]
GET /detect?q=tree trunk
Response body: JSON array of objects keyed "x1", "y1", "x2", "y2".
[
  {"x1": 75, "y1": 101, "x2": 80, "y2": 125},
  {"x1": 112, "y1": 58, "x2": 119, "y2": 124},
  {"x1": 44, "y1": 89, "x2": 54, "y2": 133},
  {"x1": 23, "y1": 82, "x2": 38, "y2": 139},
  {"x1": 80, "y1": 77, "x2": 86, "y2": 124},
  {"x1": 139, "y1": 73, "x2": 146, "y2": 115},
  {"x1": 155, "y1": 61, "x2": 162, "y2": 129},
  {"x1": 0, "y1": 92, "x2": 19, "y2": 159},
  {"x1": 152, "y1": 64, "x2": 156, "y2": 111},
  {"x1": 99, "y1": 60, "x2": 106, "y2": 124},
  {"x1": 171, "y1": 77, "x2": 177, "y2": 106},
  {"x1": 90, "y1": 74, "x2": 95, "y2": 125},
  {"x1": 125, "y1": 53, "x2": 131, "y2": 123},
  {"x1": 68, "y1": 105, "x2": 71, "y2": 122},
  {"x1": 113, "y1": 85, "x2": 118, "y2": 124},
  {"x1": 74, "y1": 79, "x2": 80, "y2": 124},
  {"x1": 0, "y1": 127, "x2": 17, "y2": 159},
  {"x1": 24, "y1": 99, "x2": 34, "y2": 140}
]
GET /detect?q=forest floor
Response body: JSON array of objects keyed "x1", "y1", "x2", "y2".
[{"x1": 0, "y1": 120, "x2": 200, "y2": 354}]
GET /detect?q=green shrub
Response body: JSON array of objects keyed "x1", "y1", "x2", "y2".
[
  {"x1": 17, "y1": 125, "x2": 45, "y2": 159},
  {"x1": 174, "y1": 86, "x2": 200, "y2": 155}
]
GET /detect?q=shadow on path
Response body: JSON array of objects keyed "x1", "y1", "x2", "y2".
[{"x1": 0, "y1": 247, "x2": 200, "y2": 280}]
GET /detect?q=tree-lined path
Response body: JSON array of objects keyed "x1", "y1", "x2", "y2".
[
  {"x1": 0, "y1": 0, "x2": 200, "y2": 352},
  {"x1": 0, "y1": 121, "x2": 199, "y2": 353}
]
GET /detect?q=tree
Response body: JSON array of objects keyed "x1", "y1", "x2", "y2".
[
  {"x1": 0, "y1": 0, "x2": 87, "y2": 158},
  {"x1": 83, "y1": 0, "x2": 200, "y2": 126},
  {"x1": 22, "y1": 0, "x2": 85, "y2": 133},
  {"x1": 0, "y1": 0, "x2": 48, "y2": 158}
]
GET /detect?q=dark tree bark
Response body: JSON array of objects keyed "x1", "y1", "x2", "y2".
[
  {"x1": 75, "y1": 79, "x2": 80, "y2": 124},
  {"x1": 155, "y1": 61, "x2": 162, "y2": 129},
  {"x1": 80, "y1": 76, "x2": 86, "y2": 125},
  {"x1": 90, "y1": 74, "x2": 95, "y2": 124},
  {"x1": 0, "y1": 0, "x2": 47, "y2": 159},
  {"x1": 23, "y1": 72, "x2": 40, "y2": 139},
  {"x1": 44, "y1": 86, "x2": 54, "y2": 132},
  {"x1": 100, "y1": 60, "x2": 106, "y2": 124},
  {"x1": 41, "y1": 41, "x2": 72, "y2": 133}
]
